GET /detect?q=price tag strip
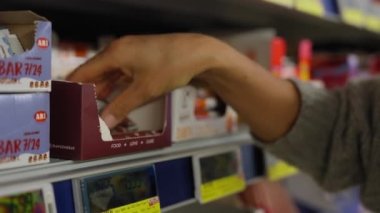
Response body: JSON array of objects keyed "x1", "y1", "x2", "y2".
[
  {"x1": 103, "y1": 197, "x2": 160, "y2": 213},
  {"x1": 295, "y1": 0, "x2": 324, "y2": 17},
  {"x1": 342, "y1": 8, "x2": 364, "y2": 27},
  {"x1": 337, "y1": 0, "x2": 365, "y2": 27},
  {"x1": 365, "y1": 15, "x2": 380, "y2": 33},
  {"x1": 74, "y1": 165, "x2": 160, "y2": 213},
  {"x1": 193, "y1": 147, "x2": 246, "y2": 204},
  {"x1": 265, "y1": 152, "x2": 298, "y2": 181},
  {"x1": 263, "y1": 0, "x2": 294, "y2": 8},
  {"x1": 364, "y1": 3, "x2": 380, "y2": 33}
]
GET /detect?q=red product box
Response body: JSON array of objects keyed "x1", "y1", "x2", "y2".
[{"x1": 50, "y1": 81, "x2": 171, "y2": 160}]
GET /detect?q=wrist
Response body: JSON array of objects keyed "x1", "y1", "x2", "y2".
[{"x1": 195, "y1": 38, "x2": 241, "y2": 85}]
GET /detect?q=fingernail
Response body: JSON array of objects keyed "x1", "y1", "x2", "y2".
[{"x1": 102, "y1": 114, "x2": 118, "y2": 129}]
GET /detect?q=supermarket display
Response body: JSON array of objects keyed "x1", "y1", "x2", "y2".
[
  {"x1": 0, "y1": 183, "x2": 57, "y2": 213},
  {"x1": 0, "y1": 11, "x2": 51, "y2": 92},
  {"x1": 1, "y1": 0, "x2": 380, "y2": 211},
  {"x1": 0, "y1": 11, "x2": 52, "y2": 170},
  {"x1": 72, "y1": 165, "x2": 159, "y2": 213}
]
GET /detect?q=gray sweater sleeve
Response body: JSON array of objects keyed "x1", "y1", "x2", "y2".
[{"x1": 259, "y1": 77, "x2": 380, "y2": 212}]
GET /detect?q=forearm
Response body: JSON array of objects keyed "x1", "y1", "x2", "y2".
[{"x1": 197, "y1": 40, "x2": 300, "y2": 142}]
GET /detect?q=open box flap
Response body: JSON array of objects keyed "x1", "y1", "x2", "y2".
[
  {"x1": 0, "y1": 11, "x2": 47, "y2": 24},
  {"x1": 50, "y1": 81, "x2": 171, "y2": 160},
  {"x1": 0, "y1": 11, "x2": 49, "y2": 50}
]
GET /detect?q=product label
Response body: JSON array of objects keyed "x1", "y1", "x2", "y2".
[
  {"x1": 263, "y1": 0, "x2": 294, "y2": 7},
  {"x1": 295, "y1": 0, "x2": 324, "y2": 17},
  {"x1": 0, "y1": 138, "x2": 41, "y2": 156},
  {"x1": 365, "y1": 15, "x2": 380, "y2": 33},
  {"x1": 268, "y1": 160, "x2": 298, "y2": 181},
  {"x1": 0, "y1": 61, "x2": 43, "y2": 77},
  {"x1": 200, "y1": 175, "x2": 245, "y2": 203},
  {"x1": 103, "y1": 197, "x2": 160, "y2": 213},
  {"x1": 341, "y1": 8, "x2": 364, "y2": 27}
]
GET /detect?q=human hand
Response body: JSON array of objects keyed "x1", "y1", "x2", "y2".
[
  {"x1": 68, "y1": 33, "x2": 228, "y2": 128},
  {"x1": 238, "y1": 180, "x2": 299, "y2": 212}
]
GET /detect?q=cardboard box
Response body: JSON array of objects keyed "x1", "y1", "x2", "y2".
[
  {"x1": 50, "y1": 81, "x2": 171, "y2": 160},
  {"x1": 0, "y1": 92, "x2": 50, "y2": 169},
  {"x1": 171, "y1": 86, "x2": 238, "y2": 142},
  {"x1": 0, "y1": 11, "x2": 51, "y2": 92}
]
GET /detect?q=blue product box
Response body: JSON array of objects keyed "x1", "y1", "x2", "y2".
[
  {"x1": 241, "y1": 144, "x2": 265, "y2": 181},
  {"x1": 53, "y1": 180, "x2": 75, "y2": 213},
  {"x1": 0, "y1": 11, "x2": 51, "y2": 92},
  {"x1": 155, "y1": 157, "x2": 194, "y2": 207},
  {"x1": 0, "y1": 93, "x2": 50, "y2": 169},
  {"x1": 322, "y1": 0, "x2": 340, "y2": 16}
]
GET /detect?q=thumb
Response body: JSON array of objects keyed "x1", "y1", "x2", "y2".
[{"x1": 100, "y1": 83, "x2": 146, "y2": 129}]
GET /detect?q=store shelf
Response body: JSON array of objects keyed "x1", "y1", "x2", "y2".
[
  {"x1": 162, "y1": 199, "x2": 197, "y2": 212},
  {"x1": 0, "y1": 131, "x2": 253, "y2": 188},
  {"x1": 3, "y1": 0, "x2": 380, "y2": 50}
]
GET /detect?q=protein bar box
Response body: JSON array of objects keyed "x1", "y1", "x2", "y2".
[
  {"x1": 0, "y1": 93, "x2": 50, "y2": 170},
  {"x1": 0, "y1": 11, "x2": 51, "y2": 92}
]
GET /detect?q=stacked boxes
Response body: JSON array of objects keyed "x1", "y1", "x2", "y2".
[{"x1": 0, "y1": 11, "x2": 51, "y2": 169}]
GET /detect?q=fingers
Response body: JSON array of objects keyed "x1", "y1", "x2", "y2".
[
  {"x1": 100, "y1": 82, "x2": 147, "y2": 129},
  {"x1": 238, "y1": 187, "x2": 255, "y2": 208},
  {"x1": 67, "y1": 49, "x2": 117, "y2": 83},
  {"x1": 94, "y1": 71, "x2": 125, "y2": 100}
]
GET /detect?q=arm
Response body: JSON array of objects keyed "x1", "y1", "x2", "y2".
[
  {"x1": 68, "y1": 33, "x2": 300, "y2": 142},
  {"x1": 68, "y1": 33, "x2": 380, "y2": 211}
]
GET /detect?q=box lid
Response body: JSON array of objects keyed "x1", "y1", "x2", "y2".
[{"x1": 0, "y1": 11, "x2": 47, "y2": 25}]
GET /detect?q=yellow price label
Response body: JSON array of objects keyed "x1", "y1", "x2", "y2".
[
  {"x1": 103, "y1": 197, "x2": 160, "y2": 213},
  {"x1": 342, "y1": 8, "x2": 364, "y2": 27},
  {"x1": 365, "y1": 15, "x2": 380, "y2": 33},
  {"x1": 200, "y1": 175, "x2": 245, "y2": 203},
  {"x1": 268, "y1": 160, "x2": 298, "y2": 181},
  {"x1": 295, "y1": 0, "x2": 324, "y2": 17},
  {"x1": 263, "y1": 0, "x2": 294, "y2": 7}
]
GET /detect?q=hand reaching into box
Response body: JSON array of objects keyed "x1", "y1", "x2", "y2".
[{"x1": 68, "y1": 33, "x2": 229, "y2": 129}]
